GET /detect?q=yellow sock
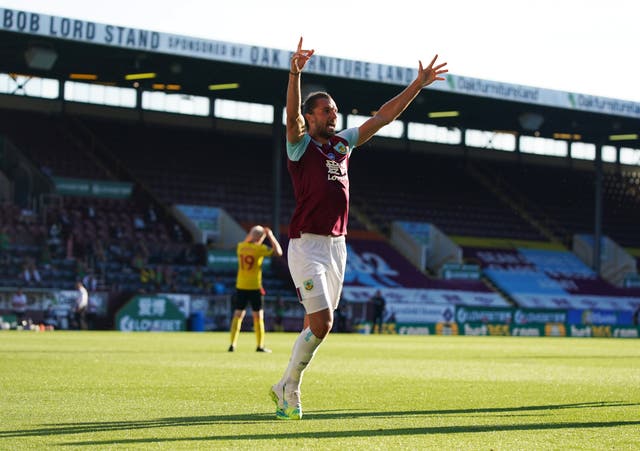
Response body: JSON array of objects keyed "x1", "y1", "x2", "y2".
[
  {"x1": 230, "y1": 316, "x2": 241, "y2": 347},
  {"x1": 256, "y1": 317, "x2": 265, "y2": 348}
]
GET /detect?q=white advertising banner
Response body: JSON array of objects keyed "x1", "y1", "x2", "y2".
[
  {"x1": 2, "y1": 7, "x2": 640, "y2": 119},
  {"x1": 391, "y1": 303, "x2": 454, "y2": 324},
  {"x1": 341, "y1": 286, "x2": 509, "y2": 308},
  {"x1": 513, "y1": 293, "x2": 640, "y2": 311}
]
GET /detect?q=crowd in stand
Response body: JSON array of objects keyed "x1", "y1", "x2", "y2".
[{"x1": 0, "y1": 196, "x2": 294, "y2": 298}]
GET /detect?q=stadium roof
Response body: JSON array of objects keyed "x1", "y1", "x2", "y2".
[{"x1": 1, "y1": 6, "x2": 639, "y2": 147}]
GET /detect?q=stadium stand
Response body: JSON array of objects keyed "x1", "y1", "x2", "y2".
[
  {"x1": 1, "y1": 108, "x2": 638, "y2": 301},
  {"x1": 465, "y1": 246, "x2": 640, "y2": 311},
  {"x1": 0, "y1": 109, "x2": 112, "y2": 181},
  {"x1": 472, "y1": 158, "x2": 640, "y2": 248},
  {"x1": 349, "y1": 147, "x2": 548, "y2": 241}
]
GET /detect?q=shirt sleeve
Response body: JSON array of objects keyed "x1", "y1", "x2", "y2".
[
  {"x1": 287, "y1": 129, "x2": 359, "y2": 161},
  {"x1": 286, "y1": 134, "x2": 311, "y2": 161},
  {"x1": 338, "y1": 127, "x2": 359, "y2": 152}
]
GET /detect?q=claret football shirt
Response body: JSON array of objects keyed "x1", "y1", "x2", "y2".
[{"x1": 286, "y1": 128, "x2": 359, "y2": 238}]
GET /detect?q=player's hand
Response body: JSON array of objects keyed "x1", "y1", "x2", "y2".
[
  {"x1": 291, "y1": 37, "x2": 314, "y2": 74},
  {"x1": 417, "y1": 55, "x2": 448, "y2": 87}
]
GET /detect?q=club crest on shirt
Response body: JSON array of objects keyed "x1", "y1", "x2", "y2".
[
  {"x1": 303, "y1": 279, "x2": 314, "y2": 291},
  {"x1": 334, "y1": 142, "x2": 348, "y2": 155}
]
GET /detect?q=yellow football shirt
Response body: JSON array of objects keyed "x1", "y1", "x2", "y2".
[{"x1": 236, "y1": 241, "x2": 274, "y2": 290}]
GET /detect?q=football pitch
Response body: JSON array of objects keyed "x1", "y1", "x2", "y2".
[{"x1": 1, "y1": 331, "x2": 639, "y2": 450}]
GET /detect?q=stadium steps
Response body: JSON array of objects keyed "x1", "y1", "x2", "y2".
[
  {"x1": 53, "y1": 117, "x2": 117, "y2": 181},
  {"x1": 63, "y1": 116, "x2": 141, "y2": 187},
  {"x1": 349, "y1": 202, "x2": 383, "y2": 235},
  {"x1": 464, "y1": 161, "x2": 566, "y2": 247},
  {"x1": 481, "y1": 163, "x2": 574, "y2": 247},
  {"x1": 479, "y1": 274, "x2": 518, "y2": 307},
  {"x1": 63, "y1": 116, "x2": 187, "y2": 240}
]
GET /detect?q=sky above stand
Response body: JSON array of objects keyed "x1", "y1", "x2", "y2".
[{"x1": 3, "y1": 0, "x2": 639, "y2": 102}]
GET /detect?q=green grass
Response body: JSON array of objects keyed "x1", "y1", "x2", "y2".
[{"x1": 1, "y1": 331, "x2": 639, "y2": 450}]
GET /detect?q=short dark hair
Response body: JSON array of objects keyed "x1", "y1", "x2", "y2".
[{"x1": 302, "y1": 91, "x2": 332, "y2": 115}]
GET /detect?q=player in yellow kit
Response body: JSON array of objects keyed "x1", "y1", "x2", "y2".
[{"x1": 228, "y1": 225, "x2": 283, "y2": 352}]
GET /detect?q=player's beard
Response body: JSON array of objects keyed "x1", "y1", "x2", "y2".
[{"x1": 317, "y1": 123, "x2": 336, "y2": 139}]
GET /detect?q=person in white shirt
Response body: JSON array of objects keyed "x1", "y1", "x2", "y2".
[
  {"x1": 74, "y1": 281, "x2": 89, "y2": 330},
  {"x1": 11, "y1": 288, "x2": 28, "y2": 324}
]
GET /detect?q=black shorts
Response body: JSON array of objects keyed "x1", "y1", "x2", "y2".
[{"x1": 233, "y1": 289, "x2": 264, "y2": 312}]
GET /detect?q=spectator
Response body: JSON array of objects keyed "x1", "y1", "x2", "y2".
[
  {"x1": 22, "y1": 258, "x2": 42, "y2": 286},
  {"x1": 189, "y1": 266, "x2": 211, "y2": 292},
  {"x1": 139, "y1": 266, "x2": 157, "y2": 287},
  {"x1": 370, "y1": 290, "x2": 386, "y2": 334},
  {"x1": 11, "y1": 287, "x2": 28, "y2": 325},
  {"x1": 133, "y1": 214, "x2": 146, "y2": 231},
  {"x1": 73, "y1": 281, "x2": 89, "y2": 330}
]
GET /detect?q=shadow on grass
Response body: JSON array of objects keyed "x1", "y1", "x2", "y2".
[
  {"x1": 308, "y1": 401, "x2": 638, "y2": 420},
  {"x1": 61, "y1": 420, "x2": 640, "y2": 447},
  {"x1": 490, "y1": 355, "x2": 640, "y2": 360},
  {"x1": 1, "y1": 401, "x2": 637, "y2": 446}
]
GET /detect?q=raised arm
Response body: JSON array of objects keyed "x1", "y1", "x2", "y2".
[
  {"x1": 263, "y1": 227, "x2": 283, "y2": 257},
  {"x1": 286, "y1": 37, "x2": 314, "y2": 144},
  {"x1": 357, "y1": 55, "x2": 448, "y2": 147}
]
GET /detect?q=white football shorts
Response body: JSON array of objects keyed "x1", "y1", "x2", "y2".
[{"x1": 287, "y1": 233, "x2": 347, "y2": 314}]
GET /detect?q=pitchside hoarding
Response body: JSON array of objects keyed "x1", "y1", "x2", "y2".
[
  {"x1": 116, "y1": 295, "x2": 185, "y2": 332},
  {"x1": 393, "y1": 321, "x2": 639, "y2": 337}
]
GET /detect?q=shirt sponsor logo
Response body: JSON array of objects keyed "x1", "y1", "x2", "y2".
[{"x1": 325, "y1": 159, "x2": 346, "y2": 181}]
